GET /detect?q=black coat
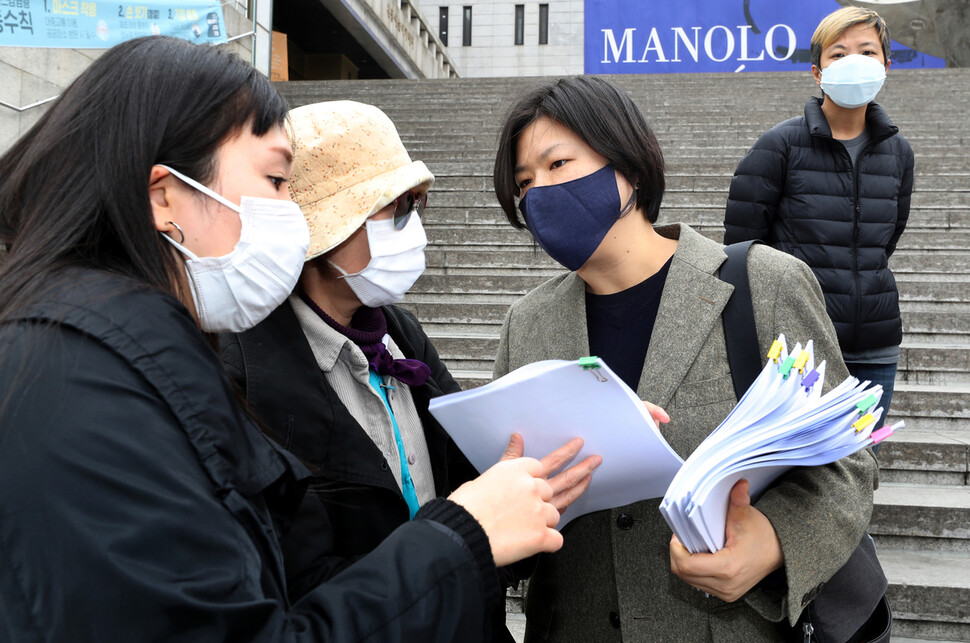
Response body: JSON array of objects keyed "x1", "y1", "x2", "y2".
[
  {"x1": 724, "y1": 97, "x2": 914, "y2": 353},
  {"x1": 0, "y1": 268, "x2": 500, "y2": 642},
  {"x1": 220, "y1": 301, "x2": 514, "y2": 642}
]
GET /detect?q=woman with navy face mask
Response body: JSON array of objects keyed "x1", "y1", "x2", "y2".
[
  {"x1": 492, "y1": 76, "x2": 877, "y2": 642},
  {"x1": 725, "y1": 7, "x2": 914, "y2": 431}
]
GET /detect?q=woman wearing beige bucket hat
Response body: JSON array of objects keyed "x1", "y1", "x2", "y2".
[
  {"x1": 220, "y1": 101, "x2": 604, "y2": 640},
  {"x1": 0, "y1": 38, "x2": 588, "y2": 643}
]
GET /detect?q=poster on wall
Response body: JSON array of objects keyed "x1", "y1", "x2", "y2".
[
  {"x1": 585, "y1": 0, "x2": 947, "y2": 74},
  {"x1": 0, "y1": 0, "x2": 227, "y2": 48}
]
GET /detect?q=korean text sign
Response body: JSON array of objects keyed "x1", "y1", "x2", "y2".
[{"x1": 0, "y1": 0, "x2": 226, "y2": 48}]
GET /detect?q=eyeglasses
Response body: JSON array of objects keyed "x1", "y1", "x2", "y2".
[{"x1": 392, "y1": 191, "x2": 428, "y2": 230}]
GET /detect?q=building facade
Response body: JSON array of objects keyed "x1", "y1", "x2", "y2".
[{"x1": 415, "y1": 0, "x2": 583, "y2": 77}]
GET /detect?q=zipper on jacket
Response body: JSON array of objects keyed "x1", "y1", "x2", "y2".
[
  {"x1": 851, "y1": 137, "x2": 877, "y2": 350},
  {"x1": 802, "y1": 620, "x2": 815, "y2": 643}
]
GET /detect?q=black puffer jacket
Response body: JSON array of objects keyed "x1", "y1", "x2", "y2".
[{"x1": 724, "y1": 97, "x2": 914, "y2": 352}]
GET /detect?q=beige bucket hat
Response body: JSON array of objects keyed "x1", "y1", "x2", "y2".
[{"x1": 287, "y1": 100, "x2": 434, "y2": 261}]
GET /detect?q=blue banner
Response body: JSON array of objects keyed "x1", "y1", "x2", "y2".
[
  {"x1": 0, "y1": 0, "x2": 227, "y2": 48},
  {"x1": 584, "y1": 0, "x2": 945, "y2": 74}
]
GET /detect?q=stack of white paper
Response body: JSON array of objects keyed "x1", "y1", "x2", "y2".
[
  {"x1": 428, "y1": 358, "x2": 684, "y2": 526},
  {"x1": 428, "y1": 334, "x2": 900, "y2": 538},
  {"x1": 659, "y1": 334, "x2": 898, "y2": 553}
]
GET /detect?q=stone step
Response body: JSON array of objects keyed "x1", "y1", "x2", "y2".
[
  {"x1": 400, "y1": 300, "x2": 512, "y2": 325},
  {"x1": 657, "y1": 207, "x2": 970, "y2": 230},
  {"x1": 871, "y1": 484, "x2": 970, "y2": 549},
  {"x1": 426, "y1": 187, "x2": 970, "y2": 212},
  {"x1": 877, "y1": 430, "x2": 970, "y2": 487},
  {"x1": 428, "y1": 158, "x2": 969, "y2": 181},
  {"x1": 413, "y1": 272, "x2": 550, "y2": 295},
  {"x1": 878, "y1": 549, "x2": 970, "y2": 642},
  {"x1": 430, "y1": 172, "x2": 969, "y2": 198},
  {"x1": 422, "y1": 222, "x2": 970, "y2": 252},
  {"x1": 421, "y1": 333, "x2": 500, "y2": 362},
  {"x1": 413, "y1": 150, "x2": 970, "y2": 174},
  {"x1": 896, "y1": 276, "x2": 970, "y2": 303},
  {"x1": 901, "y1": 306, "x2": 970, "y2": 340},
  {"x1": 451, "y1": 371, "x2": 493, "y2": 389},
  {"x1": 890, "y1": 385, "x2": 970, "y2": 429},
  {"x1": 425, "y1": 246, "x2": 555, "y2": 270},
  {"x1": 427, "y1": 166, "x2": 966, "y2": 181},
  {"x1": 404, "y1": 142, "x2": 970, "y2": 165},
  {"x1": 891, "y1": 251, "x2": 970, "y2": 274},
  {"x1": 398, "y1": 119, "x2": 970, "y2": 135},
  {"x1": 411, "y1": 270, "x2": 970, "y2": 304},
  {"x1": 424, "y1": 245, "x2": 970, "y2": 276},
  {"x1": 898, "y1": 344, "x2": 970, "y2": 385},
  {"x1": 403, "y1": 299, "x2": 970, "y2": 362}
]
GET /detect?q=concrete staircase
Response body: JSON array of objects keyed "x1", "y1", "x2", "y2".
[{"x1": 276, "y1": 68, "x2": 970, "y2": 641}]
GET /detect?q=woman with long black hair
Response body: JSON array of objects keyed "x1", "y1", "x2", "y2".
[{"x1": 0, "y1": 36, "x2": 574, "y2": 642}]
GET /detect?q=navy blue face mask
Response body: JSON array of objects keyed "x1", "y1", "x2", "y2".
[{"x1": 518, "y1": 164, "x2": 625, "y2": 271}]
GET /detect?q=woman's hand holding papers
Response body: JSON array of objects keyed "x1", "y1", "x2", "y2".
[
  {"x1": 668, "y1": 479, "x2": 783, "y2": 602},
  {"x1": 642, "y1": 401, "x2": 671, "y2": 424},
  {"x1": 448, "y1": 434, "x2": 601, "y2": 566}
]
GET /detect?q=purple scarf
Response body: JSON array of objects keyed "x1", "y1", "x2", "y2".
[{"x1": 299, "y1": 292, "x2": 431, "y2": 387}]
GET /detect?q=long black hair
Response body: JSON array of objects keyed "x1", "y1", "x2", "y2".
[
  {"x1": 493, "y1": 76, "x2": 666, "y2": 228},
  {"x1": 0, "y1": 36, "x2": 289, "y2": 323}
]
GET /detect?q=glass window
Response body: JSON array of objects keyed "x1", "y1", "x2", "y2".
[
  {"x1": 515, "y1": 5, "x2": 524, "y2": 46},
  {"x1": 539, "y1": 4, "x2": 549, "y2": 45},
  {"x1": 439, "y1": 6, "x2": 448, "y2": 46},
  {"x1": 462, "y1": 5, "x2": 472, "y2": 46}
]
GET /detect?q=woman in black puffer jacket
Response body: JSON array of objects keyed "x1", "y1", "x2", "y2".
[{"x1": 724, "y1": 6, "x2": 914, "y2": 424}]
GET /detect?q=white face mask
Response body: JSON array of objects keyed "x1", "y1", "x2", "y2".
[
  {"x1": 158, "y1": 165, "x2": 310, "y2": 333},
  {"x1": 820, "y1": 54, "x2": 887, "y2": 109},
  {"x1": 329, "y1": 212, "x2": 427, "y2": 308}
]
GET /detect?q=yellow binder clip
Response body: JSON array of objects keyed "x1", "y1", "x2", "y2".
[
  {"x1": 852, "y1": 413, "x2": 876, "y2": 433},
  {"x1": 767, "y1": 340, "x2": 783, "y2": 363}
]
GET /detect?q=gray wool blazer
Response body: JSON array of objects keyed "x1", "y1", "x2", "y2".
[{"x1": 494, "y1": 223, "x2": 878, "y2": 643}]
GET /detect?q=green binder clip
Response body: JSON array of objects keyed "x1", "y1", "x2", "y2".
[
  {"x1": 778, "y1": 355, "x2": 796, "y2": 379},
  {"x1": 578, "y1": 356, "x2": 607, "y2": 382},
  {"x1": 578, "y1": 356, "x2": 600, "y2": 370},
  {"x1": 856, "y1": 394, "x2": 877, "y2": 415}
]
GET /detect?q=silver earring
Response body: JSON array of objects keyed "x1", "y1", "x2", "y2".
[{"x1": 166, "y1": 221, "x2": 185, "y2": 244}]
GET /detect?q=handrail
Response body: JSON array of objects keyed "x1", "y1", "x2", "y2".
[{"x1": 0, "y1": 95, "x2": 59, "y2": 112}]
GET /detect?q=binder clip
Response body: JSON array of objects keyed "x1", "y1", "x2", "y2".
[
  {"x1": 852, "y1": 413, "x2": 876, "y2": 433},
  {"x1": 579, "y1": 356, "x2": 608, "y2": 382},
  {"x1": 801, "y1": 369, "x2": 820, "y2": 391},
  {"x1": 767, "y1": 340, "x2": 783, "y2": 363},
  {"x1": 870, "y1": 420, "x2": 904, "y2": 445},
  {"x1": 855, "y1": 394, "x2": 877, "y2": 416},
  {"x1": 778, "y1": 355, "x2": 796, "y2": 379},
  {"x1": 793, "y1": 350, "x2": 810, "y2": 374}
]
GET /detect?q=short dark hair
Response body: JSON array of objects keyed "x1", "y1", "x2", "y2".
[
  {"x1": 493, "y1": 76, "x2": 665, "y2": 229},
  {"x1": 810, "y1": 6, "x2": 892, "y2": 68},
  {"x1": 0, "y1": 36, "x2": 288, "y2": 324}
]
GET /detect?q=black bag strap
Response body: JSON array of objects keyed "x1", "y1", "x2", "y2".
[
  {"x1": 719, "y1": 240, "x2": 762, "y2": 399},
  {"x1": 719, "y1": 241, "x2": 892, "y2": 643}
]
